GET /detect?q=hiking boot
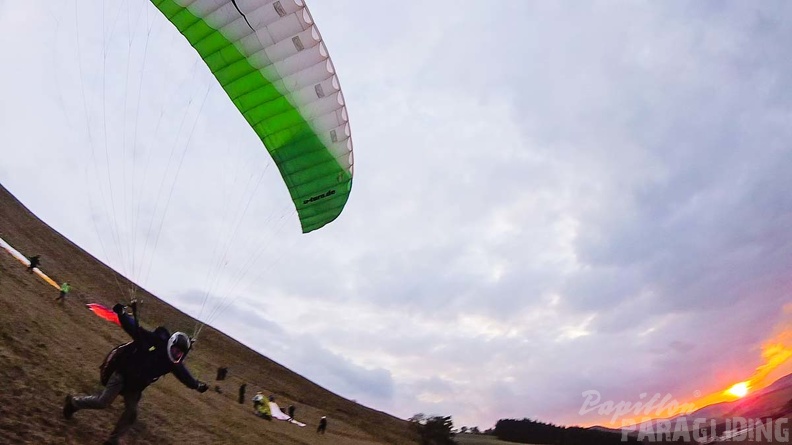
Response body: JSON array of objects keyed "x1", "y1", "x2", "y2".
[{"x1": 62, "y1": 395, "x2": 76, "y2": 420}]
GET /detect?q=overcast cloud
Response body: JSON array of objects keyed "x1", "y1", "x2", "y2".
[{"x1": 2, "y1": 0, "x2": 792, "y2": 429}]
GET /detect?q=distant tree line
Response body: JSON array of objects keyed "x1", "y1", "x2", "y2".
[
  {"x1": 458, "y1": 425, "x2": 483, "y2": 434},
  {"x1": 493, "y1": 418, "x2": 644, "y2": 445},
  {"x1": 407, "y1": 413, "x2": 701, "y2": 444}
]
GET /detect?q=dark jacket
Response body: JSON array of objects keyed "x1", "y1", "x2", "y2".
[{"x1": 116, "y1": 312, "x2": 199, "y2": 393}]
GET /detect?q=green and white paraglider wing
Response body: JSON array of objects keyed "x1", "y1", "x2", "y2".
[{"x1": 151, "y1": 0, "x2": 353, "y2": 233}]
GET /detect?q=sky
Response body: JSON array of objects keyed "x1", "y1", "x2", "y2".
[{"x1": 1, "y1": 0, "x2": 792, "y2": 430}]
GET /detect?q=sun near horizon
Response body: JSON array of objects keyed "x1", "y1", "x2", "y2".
[{"x1": 726, "y1": 381, "x2": 750, "y2": 398}]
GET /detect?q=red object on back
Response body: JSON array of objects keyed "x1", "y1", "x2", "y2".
[{"x1": 86, "y1": 303, "x2": 121, "y2": 326}]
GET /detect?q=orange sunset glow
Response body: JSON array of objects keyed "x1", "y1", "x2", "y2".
[
  {"x1": 682, "y1": 328, "x2": 792, "y2": 411},
  {"x1": 593, "y1": 307, "x2": 792, "y2": 428},
  {"x1": 677, "y1": 312, "x2": 792, "y2": 410},
  {"x1": 726, "y1": 381, "x2": 749, "y2": 398}
]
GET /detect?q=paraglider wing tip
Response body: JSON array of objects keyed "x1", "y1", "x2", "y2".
[{"x1": 86, "y1": 303, "x2": 121, "y2": 326}]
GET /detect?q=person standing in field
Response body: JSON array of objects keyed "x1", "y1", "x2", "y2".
[
  {"x1": 238, "y1": 383, "x2": 246, "y2": 404},
  {"x1": 27, "y1": 254, "x2": 40, "y2": 272},
  {"x1": 55, "y1": 282, "x2": 71, "y2": 302}
]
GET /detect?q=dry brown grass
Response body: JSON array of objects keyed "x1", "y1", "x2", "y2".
[{"x1": 0, "y1": 183, "x2": 418, "y2": 445}]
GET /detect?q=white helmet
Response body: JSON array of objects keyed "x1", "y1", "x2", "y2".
[{"x1": 167, "y1": 332, "x2": 191, "y2": 364}]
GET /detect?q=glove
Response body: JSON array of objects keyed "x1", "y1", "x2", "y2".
[
  {"x1": 197, "y1": 382, "x2": 209, "y2": 393},
  {"x1": 129, "y1": 300, "x2": 138, "y2": 312},
  {"x1": 112, "y1": 303, "x2": 125, "y2": 315}
]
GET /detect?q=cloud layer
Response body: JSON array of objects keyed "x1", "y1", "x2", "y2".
[{"x1": 1, "y1": 0, "x2": 791, "y2": 429}]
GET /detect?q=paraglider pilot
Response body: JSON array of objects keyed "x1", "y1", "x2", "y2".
[
  {"x1": 55, "y1": 282, "x2": 70, "y2": 302},
  {"x1": 252, "y1": 391, "x2": 272, "y2": 420},
  {"x1": 27, "y1": 255, "x2": 40, "y2": 272},
  {"x1": 63, "y1": 302, "x2": 208, "y2": 445}
]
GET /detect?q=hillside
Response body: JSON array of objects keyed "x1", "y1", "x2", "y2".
[
  {"x1": 0, "y1": 182, "x2": 418, "y2": 445},
  {"x1": 716, "y1": 377, "x2": 792, "y2": 421},
  {"x1": 662, "y1": 374, "x2": 792, "y2": 426},
  {"x1": 610, "y1": 374, "x2": 792, "y2": 444}
]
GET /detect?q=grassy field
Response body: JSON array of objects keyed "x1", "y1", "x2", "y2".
[{"x1": 0, "y1": 182, "x2": 418, "y2": 444}]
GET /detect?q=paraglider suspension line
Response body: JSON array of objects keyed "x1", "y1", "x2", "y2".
[{"x1": 230, "y1": 1, "x2": 254, "y2": 31}]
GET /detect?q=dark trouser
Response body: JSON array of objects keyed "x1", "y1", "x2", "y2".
[{"x1": 71, "y1": 372, "x2": 142, "y2": 444}]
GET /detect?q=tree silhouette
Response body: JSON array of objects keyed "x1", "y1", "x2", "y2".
[{"x1": 409, "y1": 413, "x2": 456, "y2": 445}]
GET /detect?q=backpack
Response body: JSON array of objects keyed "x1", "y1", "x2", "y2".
[{"x1": 99, "y1": 341, "x2": 136, "y2": 386}]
